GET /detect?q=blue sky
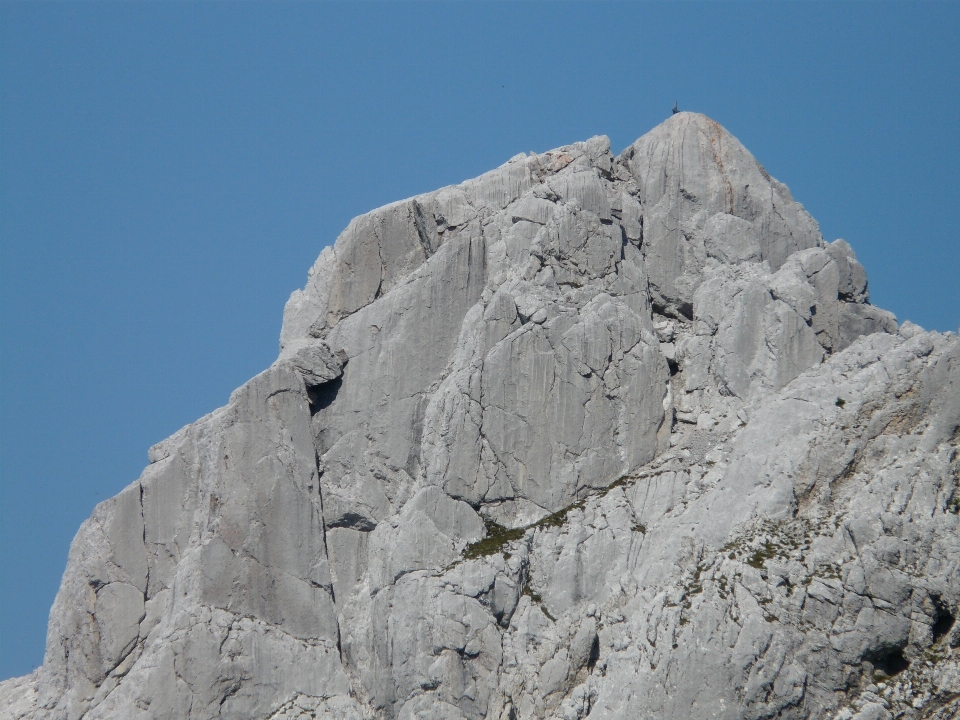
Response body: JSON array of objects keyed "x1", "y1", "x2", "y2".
[{"x1": 1, "y1": 1, "x2": 957, "y2": 679}]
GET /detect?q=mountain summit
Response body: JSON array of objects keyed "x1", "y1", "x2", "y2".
[{"x1": 3, "y1": 114, "x2": 958, "y2": 720}]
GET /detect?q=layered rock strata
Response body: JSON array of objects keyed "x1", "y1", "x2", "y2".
[{"x1": 2, "y1": 113, "x2": 957, "y2": 720}]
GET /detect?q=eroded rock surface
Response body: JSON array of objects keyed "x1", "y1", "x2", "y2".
[{"x1": 3, "y1": 113, "x2": 957, "y2": 720}]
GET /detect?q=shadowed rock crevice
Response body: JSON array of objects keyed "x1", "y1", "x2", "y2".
[
  {"x1": 306, "y1": 376, "x2": 342, "y2": 415},
  {"x1": 932, "y1": 596, "x2": 956, "y2": 645},
  {"x1": 865, "y1": 646, "x2": 911, "y2": 679}
]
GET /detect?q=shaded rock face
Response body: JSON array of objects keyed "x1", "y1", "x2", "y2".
[{"x1": 2, "y1": 113, "x2": 957, "y2": 720}]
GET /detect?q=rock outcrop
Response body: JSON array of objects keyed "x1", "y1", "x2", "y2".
[{"x1": 2, "y1": 113, "x2": 957, "y2": 720}]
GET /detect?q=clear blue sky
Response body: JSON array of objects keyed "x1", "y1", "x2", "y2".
[{"x1": 1, "y1": 1, "x2": 957, "y2": 680}]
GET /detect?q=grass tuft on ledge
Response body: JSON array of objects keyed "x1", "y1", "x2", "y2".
[{"x1": 464, "y1": 519, "x2": 526, "y2": 559}]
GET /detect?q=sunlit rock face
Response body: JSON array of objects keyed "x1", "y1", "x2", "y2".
[{"x1": 3, "y1": 113, "x2": 957, "y2": 720}]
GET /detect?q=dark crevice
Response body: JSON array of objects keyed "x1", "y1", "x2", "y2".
[
  {"x1": 138, "y1": 482, "x2": 151, "y2": 599},
  {"x1": 652, "y1": 299, "x2": 693, "y2": 322},
  {"x1": 864, "y1": 646, "x2": 910, "y2": 678},
  {"x1": 586, "y1": 633, "x2": 600, "y2": 671},
  {"x1": 412, "y1": 199, "x2": 438, "y2": 258},
  {"x1": 334, "y1": 610, "x2": 344, "y2": 665},
  {"x1": 667, "y1": 357, "x2": 679, "y2": 376},
  {"x1": 219, "y1": 680, "x2": 242, "y2": 708},
  {"x1": 326, "y1": 512, "x2": 377, "y2": 532},
  {"x1": 931, "y1": 595, "x2": 955, "y2": 644},
  {"x1": 307, "y1": 377, "x2": 342, "y2": 416}
]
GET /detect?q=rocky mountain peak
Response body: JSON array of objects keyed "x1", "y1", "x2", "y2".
[
  {"x1": 2, "y1": 116, "x2": 957, "y2": 720},
  {"x1": 621, "y1": 111, "x2": 825, "y2": 317}
]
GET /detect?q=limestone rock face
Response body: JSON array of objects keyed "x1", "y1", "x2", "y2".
[
  {"x1": 3, "y1": 113, "x2": 957, "y2": 720},
  {"x1": 619, "y1": 113, "x2": 823, "y2": 318}
]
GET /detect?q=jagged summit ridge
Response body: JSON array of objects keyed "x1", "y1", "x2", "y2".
[
  {"x1": 282, "y1": 112, "x2": 824, "y2": 341},
  {"x1": 2, "y1": 114, "x2": 957, "y2": 720}
]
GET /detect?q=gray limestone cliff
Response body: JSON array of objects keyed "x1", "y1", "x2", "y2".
[{"x1": 2, "y1": 113, "x2": 958, "y2": 720}]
